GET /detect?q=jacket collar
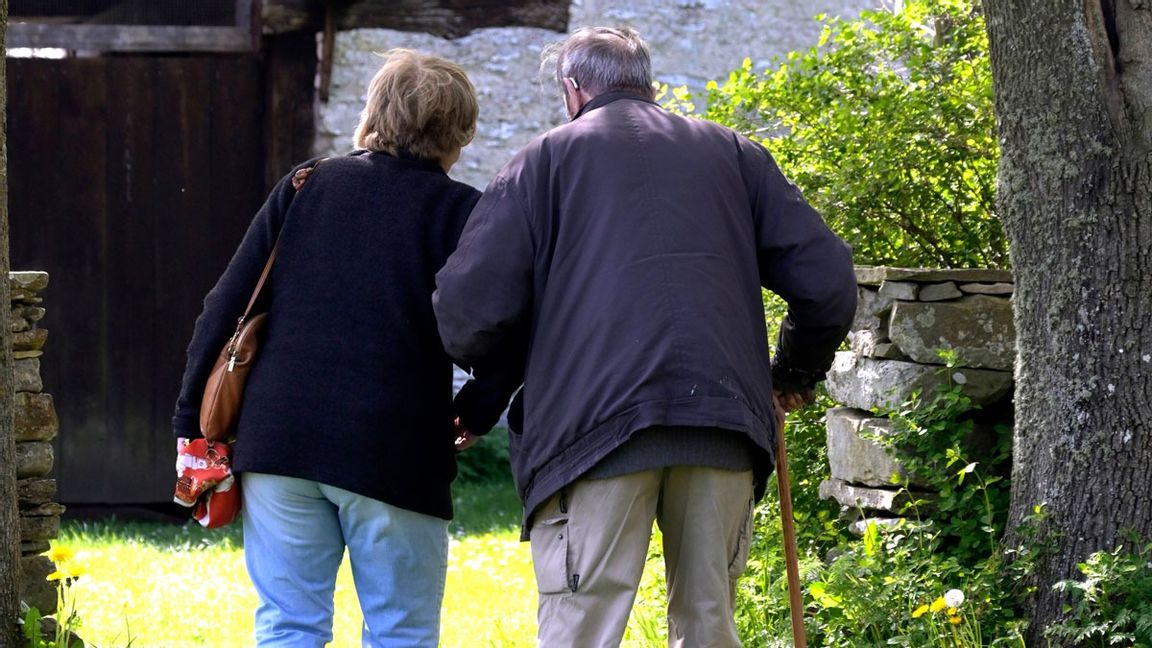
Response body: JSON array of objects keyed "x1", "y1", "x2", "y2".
[
  {"x1": 353, "y1": 148, "x2": 447, "y2": 174},
  {"x1": 573, "y1": 91, "x2": 658, "y2": 120}
]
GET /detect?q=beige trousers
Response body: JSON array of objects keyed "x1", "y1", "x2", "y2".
[{"x1": 531, "y1": 467, "x2": 756, "y2": 648}]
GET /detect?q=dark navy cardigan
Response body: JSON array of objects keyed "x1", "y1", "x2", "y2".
[{"x1": 173, "y1": 151, "x2": 508, "y2": 520}]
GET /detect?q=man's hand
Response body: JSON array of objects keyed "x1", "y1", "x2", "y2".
[{"x1": 773, "y1": 389, "x2": 815, "y2": 415}]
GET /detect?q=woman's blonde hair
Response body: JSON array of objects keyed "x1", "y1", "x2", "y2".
[{"x1": 353, "y1": 49, "x2": 478, "y2": 162}]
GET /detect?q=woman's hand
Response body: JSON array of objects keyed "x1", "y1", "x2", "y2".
[{"x1": 454, "y1": 418, "x2": 481, "y2": 452}]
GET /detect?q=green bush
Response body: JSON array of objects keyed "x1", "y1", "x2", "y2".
[
  {"x1": 455, "y1": 425, "x2": 513, "y2": 484},
  {"x1": 1047, "y1": 542, "x2": 1152, "y2": 647},
  {"x1": 672, "y1": 0, "x2": 1005, "y2": 268},
  {"x1": 733, "y1": 371, "x2": 1028, "y2": 645}
]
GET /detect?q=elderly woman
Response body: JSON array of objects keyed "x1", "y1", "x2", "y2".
[{"x1": 172, "y1": 50, "x2": 505, "y2": 646}]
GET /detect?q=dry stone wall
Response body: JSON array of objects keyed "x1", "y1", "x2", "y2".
[
  {"x1": 11, "y1": 271, "x2": 62, "y2": 614},
  {"x1": 821, "y1": 267, "x2": 1015, "y2": 533},
  {"x1": 317, "y1": 0, "x2": 877, "y2": 190}
]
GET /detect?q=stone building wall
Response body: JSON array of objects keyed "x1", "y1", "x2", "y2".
[
  {"x1": 317, "y1": 0, "x2": 878, "y2": 190},
  {"x1": 821, "y1": 266, "x2": 1016, "y2": 533},
  {"x1": 12, "y1": 271, "x2": 62, "y2": 613}
]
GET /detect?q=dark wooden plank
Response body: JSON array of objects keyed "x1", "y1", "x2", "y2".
[
  {"x1": 8, "y1": 24, "x2": 254, "y2": 52},
  {"x1": 146, "y1": 56, "x2": 267, "y2": 497},
  {"x1": 262, "y1": 0, "x2": 568, "y2": 37},
  {"x1": 21, "y1": 60, "x2": 113, "y2": 503},
  {"x1": 99, "y1": 57, "x2": 164, "y2": 503},
  {"x1": 263, "y1": 31, "x2": 317, "y2": 190},
  {"x1": 143, "y1": 58, "x2": 218, "y2": 504}
]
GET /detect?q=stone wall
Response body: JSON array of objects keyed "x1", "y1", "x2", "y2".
[
  {"x1": 317, "y1": 0, "x2": 877, "y2": 189},
  {"x1": 12, "y1": 271, "x2": 62, "y2": 613},
  {"x1": 821, "y1": 266, "x2": 1015, "y2": 533}
]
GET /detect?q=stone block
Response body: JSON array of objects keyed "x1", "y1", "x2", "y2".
[
  {"x1": 15, "y1": 393, "x2": 57, "y2": 442},
  {"x1": 853, "y1": 287, "x2": 892, "y2": 332},
  {"x1": 17, "y1": 479, "x2": 57, "y2": 508},
  {"x1": 13, "y1": 328, "x2": 48, "y2": 352},
  {"x1": 20, "y1": 514, "x2": 60, "y2": 542},
  {"x1": 871, "y1": 343, "x2": 907, "y2": 360},
  {"x1": 959, "y1": 282, "x2": 1013, "y2": 295},
  {"x1": 888, "y1": 295, "x2": 1015, "y2": 370},
  {"x1": 878, "y1": 280, "x2": 918, "y2": 301},
  {"x1": 16, "y1": 442, "x2": 54, "y2": 478},
  {"x1": 15, "y1": 358, "x2": 43, "y2": 393},
  {"x1": 22, "y1": 541, "x2": 51, "y2": 556},
  {"x1": 23, "y1": 503, "x2": 67, "y2": 518},
  {"x1": 10, "y1": 271, "x2": 50, "y2": 293},
  {"x1": 918, "y1": 282, "x2": 963, "y2": 302},
  {"x1": 20, "y1": 554, "x2": 57, "y2": 615},
  {"x1": 20, "y1": 305, "x2": 47, "y2": 323},
  {"x1": 10, "y1": 306, "x2": 45, "y2": 332},
  {"x1": 826, "y1": 352, "x2": 1014, "y2": 412},
  {"x1": 849, "y1": 329, "x2": 889, "y2": 357},
  {"x1": 825, "y1": 408, "x2": 927, "y2": 487},
  {"x1": 818, "y1": 479, "x2": 930, "y2": 514},
  {"x1": 848, "y1": 518, "x2": 906, "y2": 536},
  {"x1": 855, "y1": 266, "x2": 1013, "y2": 286}
]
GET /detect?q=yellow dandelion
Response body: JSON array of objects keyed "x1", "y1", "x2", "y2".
[
  {"x1": 949, "y1": 615, "x2": 963, "y2": 625},
  {"x1": 948, "y1": 607, "x2": 958, "y2": 616},
  {"x1": 43, "y1": 546, "x2": 75, "y2": 564},
  {"x1": 912, "y1": 604, "x2": 930, "y2": 618},
  {"x1": 930, "y1": 596, "x2": 947, "y2": 613},
  {"x1": 46, "y1": 571, "x2": 65, "y2": 582},
  {"x1": 63, "y1": 563, "x2": 86, "y2": 579}
]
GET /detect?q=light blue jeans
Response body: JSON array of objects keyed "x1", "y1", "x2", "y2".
[{"x1": 241, "y1": 472, "x2": 449, "y2": 647}]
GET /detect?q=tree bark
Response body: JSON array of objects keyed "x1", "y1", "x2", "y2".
[
  {"x1": 0, "y1": 2, "x2": 24, "y2": 646},
  {"x1": 982, "y1": 0, "x2": 1152, "y2": 644}
]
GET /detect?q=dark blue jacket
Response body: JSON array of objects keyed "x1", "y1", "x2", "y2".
[
  {"x1": 434, "y1": 93, "x2": 857, "y2": 531},
  {"x1": 173, "y1": 151, "x2": 494, "y2": 520}
]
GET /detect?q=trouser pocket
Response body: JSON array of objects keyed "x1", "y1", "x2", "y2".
[
  {"x1": 728, "y1": 494, "x2": 756, "y2": 581},
  {"x1": 530, "y1": 492, "x2": 572, "y2": 595}
]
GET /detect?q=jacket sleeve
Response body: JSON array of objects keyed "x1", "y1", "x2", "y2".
[
  {"x1": 741, "y1": 138, "x2": 857, "y2": 390},
  {"x1": 170, "y1": 162, "x2": 312, "y2": 438},
  {"x1": 433, "y1": 172, "x2": 536, "y2": 368},
  {"x1": 451, "y1": 330, "x2": 528, "y2": 436}
]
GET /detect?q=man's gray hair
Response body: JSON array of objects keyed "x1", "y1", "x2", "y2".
[{"x1": 542, "y1": 26, "x2": 654, "y2": 98}]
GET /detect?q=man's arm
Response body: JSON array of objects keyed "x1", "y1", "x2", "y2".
[
  {"x1": 741, "y1": 140, "x2": 857, "y2": 401},
  {"x1": 434, "y1": 172, "x2": 536, "y2": 368}
]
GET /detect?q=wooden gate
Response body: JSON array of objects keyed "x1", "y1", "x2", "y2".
[{"x1": 8, "y1": 55, "x2": 274, "y2": 505}]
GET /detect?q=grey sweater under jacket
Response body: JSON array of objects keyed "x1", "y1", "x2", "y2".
[{"x1": 173, "y1": 150, "x2": 509, "y2": 520}]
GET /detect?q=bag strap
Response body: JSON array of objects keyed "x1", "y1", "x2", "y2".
[{"x1": 235, "y1": 158, "x2": 327, "y2": 324}]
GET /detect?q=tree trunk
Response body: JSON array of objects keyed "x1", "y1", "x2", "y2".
[
  {"x1": 0, "y1": 2, "x2": 24, "y2": 646},
  {"x1": 982, "y1": 1, "x2": 1152, "y2": 644}
]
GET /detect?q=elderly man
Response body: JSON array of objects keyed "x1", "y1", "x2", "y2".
[{"x1": 434, "y1": 26, "x2": 856, "y2": 647}]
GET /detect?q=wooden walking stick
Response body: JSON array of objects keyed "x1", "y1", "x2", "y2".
[{"x1": 774, "y1": 398, "x2": 808, "y2": 647}]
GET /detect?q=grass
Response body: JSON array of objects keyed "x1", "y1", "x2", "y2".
[{"x1": 48, "y1": 477, "x2": 672, "y2": 647}]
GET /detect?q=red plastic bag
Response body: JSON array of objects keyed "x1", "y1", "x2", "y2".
[{"x1": 174, "y1": 438, "x2": 241, "y2": 528}]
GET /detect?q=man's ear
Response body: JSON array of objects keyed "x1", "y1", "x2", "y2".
[{"x1": 562, "y1": 77, "x2": 588, "y2": 119}]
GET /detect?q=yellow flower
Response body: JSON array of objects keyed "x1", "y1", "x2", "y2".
[
  {"x1": 948, "y1": 607, "x2": 958, "y2": 616},
  {"x1": 912, "y1": 604, "x2": 930, "y2": 618},
  {"x1": 930, "y1": 596, "x2": 947, "y2": 613},
  {"x1": 949, "y1": 615, "x2": 963, "y2": 625},
  {"x1": 44, "y1": 562, "x2": 85, "y2": 583},
  {"x1": 43, "y1": 546, "x2": 75, "y2": 564}
]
